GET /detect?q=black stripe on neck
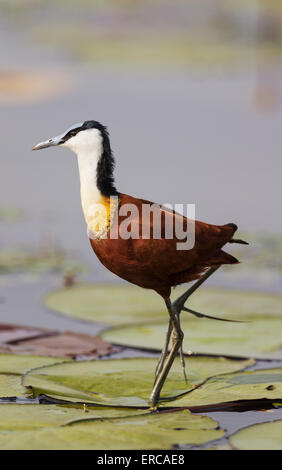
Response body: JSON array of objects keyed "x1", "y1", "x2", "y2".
[
  {"x1": 93, "y1": 123, "x2": 118, "y2": 197},
  {"x1": 63, "y1": 120, "x2": 118, "y2": 197}
]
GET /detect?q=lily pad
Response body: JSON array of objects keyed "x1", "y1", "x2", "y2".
[
  {"x1": 174, "y1": 368, "x2": 282, "y2": 409},
  {"x1": 0, "y1": 354, "x2": 70, "y2": 375},
  {"x1": 0, "y1": 324, "x2": 55, "y2": 346},
  {"x1": 0, "y1": 404, "x2": 144, "y2": 431},
  {"x1": 45, "y1": 284, "x2": 282, "y2": 331},
  {"x1": 45, "y1": 284, "x2": 165, "y2": 326},
  {"x1": 23, "y1": 356, "x2": 253, "y2": 407},
  {"x1": 4, "y1": 332, "x2": 116, "y2": 359},
  {"x1": 0, "y1": 375, "x2": 27, "y2": 398},
  {"x1": 229, "y1": 419, "x2": 282, "y2": 450},
  {"x1": 0, "y1": 354, "x2": 71, "y2": 399},
  {"x1": 0, "y1": 408, "x2": 224, "y2": 450},
  {"x1": 102, "y1": 313, "x2": 282, "y2": 360}
]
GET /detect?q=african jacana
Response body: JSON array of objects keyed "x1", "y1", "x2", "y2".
[{"x1": 33, "y1": 120, "x2": 247, "y2": 407}]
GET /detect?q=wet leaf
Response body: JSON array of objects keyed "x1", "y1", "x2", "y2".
[
  {"x1": 45, "y1": 284, "x2": 165, "y2": 326},
  {"x1": 102, "y1": 312, "x2": 282, "y2": 360},
  {"x1": 0, "y1": 404, "x2": 143, "y2": 431},
  {"x1": 23, "y1": 356, "x2": 253, "y2": 407},
  {"x1": 0, "y1": 324, "x2": 55, "y2": 345},
  {"x1": 0, "y1": 355, "x2": 71, "y2": 399},
  {"x1": 229, "y1": 419, "x2": 282, "y2": 450},
  {"x1": 174, "y1": 368, "x2": 282, "y2": 408},
  {"x1": 4, "y1": 332, "x2": 116, "y2": 359},
  {"x1": 0, "y1": 375, "x2": 28, "y2": 398},
  {"x1": 0, "y1": 353, "x2": 70, "y2": 375},
  {"x1": 0, "y1": 407, "x2": 224, "y2": 450},
  {"x1": 46, "y1": 284, "x2": 282, "y2": 341}
]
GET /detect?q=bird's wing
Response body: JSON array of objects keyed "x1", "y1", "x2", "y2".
[{"x1": 116, "y1": 193, "x2": 238, "y2": 276}]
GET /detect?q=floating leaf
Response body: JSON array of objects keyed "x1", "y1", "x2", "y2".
[
  {"x1": 0, "y1": 324, "x2": 55, "y2": 346},
  {"x1": 4, "y1": 332, "x2": 116, "y2": 359},
  {"x1": 102, "y1": 313, "x2": 282, "y2": 360},
  {"x1": 0, "y1": 404, "x2": 143, "y2": 431},
  {"x1": 0, "y1": 375, "x2": 27, "y2": 398},
  {"x1": 0, "y1": 407, "x2": 224, "y2": 450},
  {"x1": 0, "y1": 354, "x2": 70, "y2": 375},
  {"x1": 229, "y1": 419, "x2": 282, "y2": 450},
  {"x1": 45, "y1": 285, "x2": 282, "y2": 333},
  {"x1": 174, "y1": 289, "x2": 282, "y2": 319},
  {"x1": 23, "y1": 356, "x2": 253, "y2": 407},
  {"x1": 45, "y1": 284, "x2": 165, "y2": 326},
  {"x1": 174, "y1": 368, "x2": 282, "y2": 409},
  {"x1": 0, "y1": 354, "x2": 71, "y2": 399}
]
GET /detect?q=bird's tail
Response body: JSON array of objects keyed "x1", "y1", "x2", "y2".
[{"x1": 225, "y1": 223, "x2": 249, "y2": 245}]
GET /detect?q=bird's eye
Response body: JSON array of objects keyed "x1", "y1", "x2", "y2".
[{"x1": 69, "y1": 131, "x2": 76, "y2": 137}]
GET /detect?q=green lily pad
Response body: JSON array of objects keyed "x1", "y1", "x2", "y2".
[
  {"x1": 0, "y1": 354, "x2": 71, "y2": 375},
  {"x1": 0, "y1": 354, "x2": 71, "y2": 399},
  {"x1": 102, "y1": 312, "x2": 282, "y2": 360},
  {"x1": 229, "y1": 419, "x2": 282, "y2": 450},
  {"x1": 45, "y1": 284, "x2": 165, "y2": 326},
  {"x1": 23, "y1": 356, "x2": 253, "y2": 407},
  {"x1": 0, "y1": 404, "x2": 145, "y2": 431},
  {"x1": 0, "y1": 407, "x2": 224, "y2": 450},
  {"x1": 0, "y1": 375, "x2": 28, "y2": 398},
  {"x1": 45, "y1": 285, "x2": 282, "y2": 327},
  {"x1": 174, "y1": 368, "x2": 282, "y2": 408}
]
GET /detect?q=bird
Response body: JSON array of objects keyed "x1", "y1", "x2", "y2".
[{"x1": 33, "y1": 120, "x2": 248, "y2": 407}]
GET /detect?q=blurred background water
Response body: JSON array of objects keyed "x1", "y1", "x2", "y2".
[{"x1": 0, "y1": 0, "x2": 281, "y2": 300}]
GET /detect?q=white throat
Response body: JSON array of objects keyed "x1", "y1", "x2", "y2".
[
  {"x1": 63, "y1": 128, "x2": 104, "y2": 229},
  {"x1": 77, "y1": 149, "x2": 102, "y2": 221}
]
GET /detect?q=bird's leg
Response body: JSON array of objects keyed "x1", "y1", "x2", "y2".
[
  {"x1": 172, "y1": 266, "x2": 220, "y2": 313},
  {"x1": 149, "y1": 298, "x2": 184, "y2": 408},
  {"x1": 154, "y1": 319, "x2": 172, "y2": 383},
  {"x1": 175, "y1": 311, "x2": 188, "y2": 383},
  {"x1": 170, "y1": 266, "x2": 220, "y2": 383},
  {"x1": 154, "y1": 313, "x2": 187, "y2": 384},
  {"x1": 153, "y1": 267, "x2": 220, "y2": 393}
]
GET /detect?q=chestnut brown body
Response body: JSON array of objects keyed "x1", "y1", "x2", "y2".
[{"x1": 90, "y1": 193, "x2": 238, "y2": 298}]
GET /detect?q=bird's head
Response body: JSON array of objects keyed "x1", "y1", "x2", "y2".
[
  {"x1": 32, "y1": 120, "x2": 108, "y2": 155},
  {"x1": 33, "y1": 120, "x2": 117, "y2": 196}
]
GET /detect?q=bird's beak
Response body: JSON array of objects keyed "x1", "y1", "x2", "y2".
[{"x1": 32, "y1": 134, "x2": 63, "y2": 151}]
